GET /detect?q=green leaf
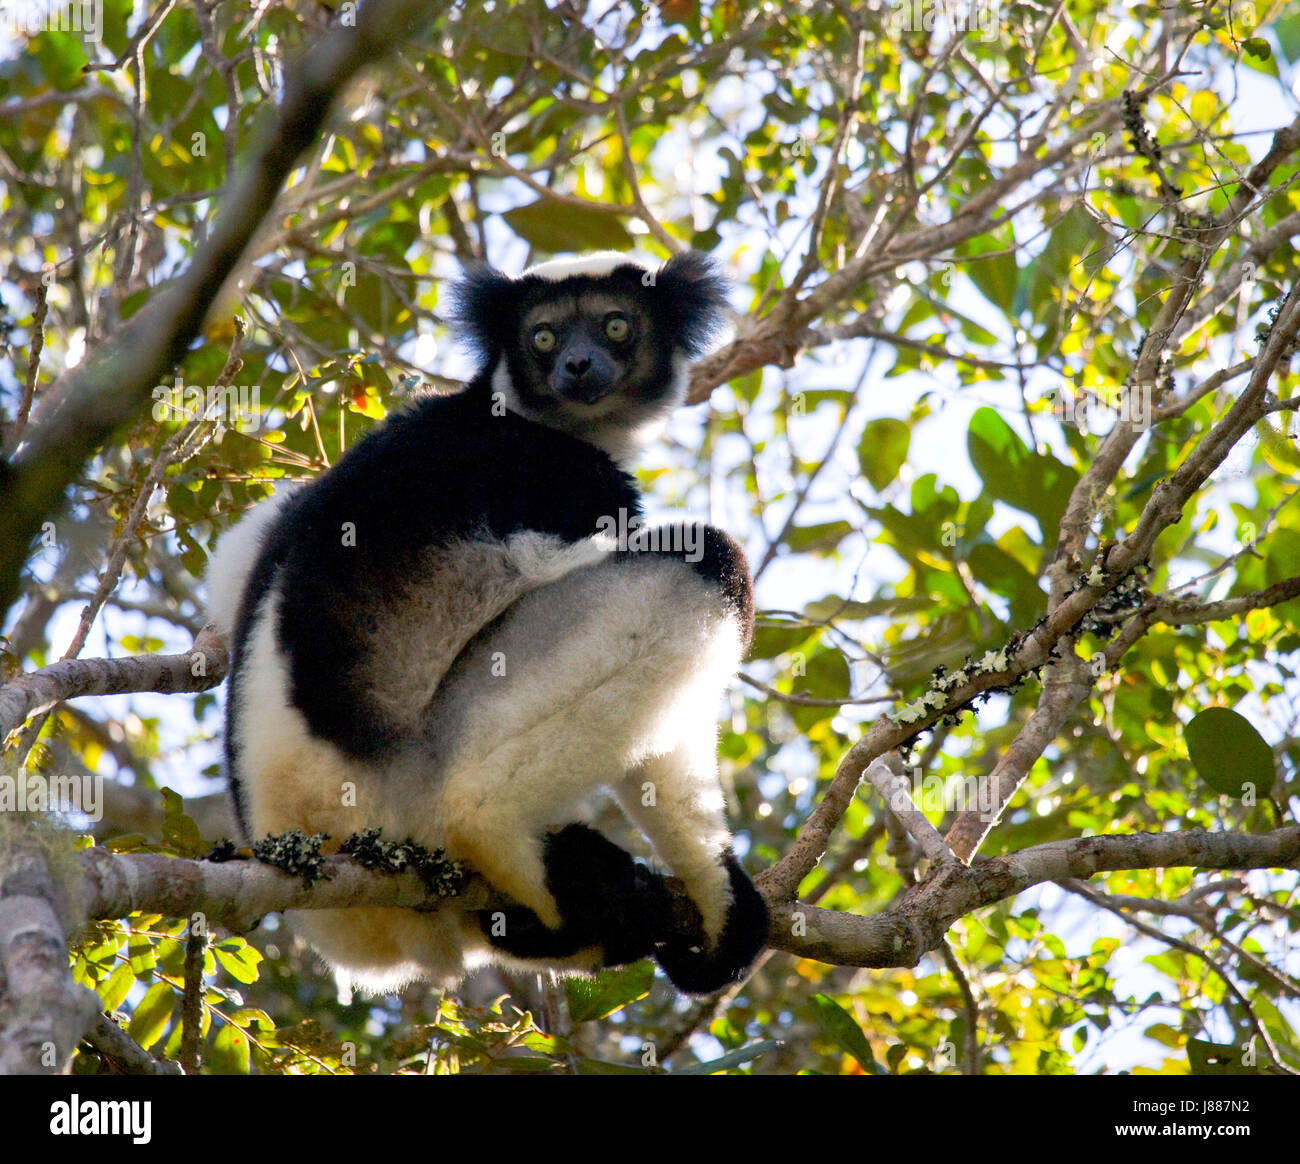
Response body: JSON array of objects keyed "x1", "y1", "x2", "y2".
[
  {"x1": 858, "y1": 417, "x2": 910, "y2": 492},
  {"x1": 127, "y1": 982, "x2": 174, "y2": 1051},
  {"x1": 565, "y1": 962, "x2": 655, "y2": 1022},
  {"x1": 784, "y1": 520, "x2": 855, "y2": 555},
  {"x1": 127, "y1": 932, "x2": 156, "y2": 976},
  {"x1": 31, "y1": 32, "x2": 88, "y2": 90},
  {"x1": 802, "y1": 645, "x2": 850, "y2": 700},
  {"x1": 966, "y1": 407, "x2": 1076, "y2": 538},
  {"x1": 1263, "y1": 528, "x2": 1300, "y2": 585},
  {"x1": 749, "y1": 622, "x2": 816, "y2": 660},
  {"x1": 156, "y1": 937, "x2": 186, "y2": 976},
  {"x1": 99, "y1": 964, "x2": 135, "y2": 1013},
  {"x1": 966, "y1": 542, "x2": 1044, "y2": 625},
  {"x1": 964, "y1": 247, "x2": 1019, "y2": 312},
  {"x1": 502, "y1": 201, "x2": 634, "y2": 253},
  {"x1": 1143, "y1": 1022, "x2": 1182, "y2": 1049},
  {"x1": 809, "y1": 994, "x2": 882, "y2": 1072},
  {"x1": 472, "y1": 20, "x2": 533, "y2": 56},
  {"x1": 1184, "y1": 707, "x2": 1274, "y2": 798},
  {"x1": 967, "y1": 406, "x2": 1030, "y2": 502},
  {"x1": 161, "y1": 787, "x2": 207, "y2": 856},
  {"x1": 671, "y1": 1040, "x2": 782, "y2": 1075},
  {"x1": 214, "y1": 938, "x2": 264, "y2": 985},
  {"x1": 210, "y1": 1022, "x2": 252, "y2": 1075},
  {"x1": 106, "y1": 834, "x2": 148, "y2": 852},
  {"x1": 1187, "y1": 1038, "x2": 1259, "y2": 1075}
]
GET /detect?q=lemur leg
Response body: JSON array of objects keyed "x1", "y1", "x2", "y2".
[
  {"x1": 614, "y1": 729, "x2": 735, "y2": 939},
  {"x1": 431, "y1": 527, "x2": 756, "y2": 954},
  {"x1": 607, "y1": 524, "x2": 759, "y2": 945},
  {"x1": 614, "y1": 733, "x2": 770, "y2": 993}
]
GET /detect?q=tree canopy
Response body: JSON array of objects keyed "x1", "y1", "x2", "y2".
[{"x1": 0, "y1": 0, "x2": 1298, "y2": 1077}]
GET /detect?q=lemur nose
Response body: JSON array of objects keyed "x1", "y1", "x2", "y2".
[{"x1": 565, "y1": 354, "x2": 591, "y2": 375}]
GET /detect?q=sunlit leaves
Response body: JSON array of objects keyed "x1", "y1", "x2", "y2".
[
  {"x1": 127, "y1": 982, "x2": 176, "y2": 1051},
  {"x1": 213, "y1": 938, "x2": 264, "y2": 986},
  {"x1": 502, "y1": 200, "x2": 633, "y2": 255},
  {"x1": 809, "y1": 994, "x2": 884, "y2": 1073},
  {"x1": 966, "y1": 407, "x2": 1078, "y2": 540},
  {"x1": 161, "y1": 789, "x2": 207, "y2": 858},
  {"x1": 565, "y1": 963, "x2": 654, "y2": 1022},
  {"x1": 210, "y1": 1023, "x2": 253, "y2": 1075},
  {"x1": 858, "y1": 416, "x2": 910, "y2": 491}
]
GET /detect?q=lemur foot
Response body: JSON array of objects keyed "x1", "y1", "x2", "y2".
[
  {"x1": 479, "y1": 823, "x2": 671, "y2": 964},
  {"x1": 652, "y1": 853, "x2": 769, "y2": 995},
  {"x1": 481, "y1": 826, "x2": 769, "y2": 995}
]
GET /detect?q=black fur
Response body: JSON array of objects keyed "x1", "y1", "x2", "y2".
[
  {"x1": 478, "y1": 823, "x2": 672, "y2": 965},
  {"x1": 654, "y1": 251, "x2": 732, "y2": 357},
  {"x1": 452, "y1": 252, "x2": 728, "y2": 367},
  {"x1": 452, "y1": 253, "x2": 728, "y2": 425},
  {"x1": 653, "y1": 853, "x2": 771, "y2": 994},
  {"x1": 481, "y1": 825, "x2": 769, "y2": 995}
]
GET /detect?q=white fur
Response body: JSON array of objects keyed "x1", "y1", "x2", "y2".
[
  {"x1": 522, "y1": 251, "x2": 650, "y2": 282},
  {"x1": 204, "y1": 486, "x2": 298, "y2": 636},
  {"x1": 432, "y1": 556, "x2": 743, "y2": 934},
  {"x1": 359, "y1": 531, "x2": 613, "y2": 738},
  {"x1": 233, "y1": 586, "x2": 489, "y2": 989}
]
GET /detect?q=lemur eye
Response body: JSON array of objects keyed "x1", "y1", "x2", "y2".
[
  {"x1": 604, "y1": 315, "x2": 630, "y2": 341},
  {"x1": 532, "y1": 327, "x2": 556, "y2": 352}
]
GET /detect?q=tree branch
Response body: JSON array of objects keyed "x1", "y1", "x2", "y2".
[
  {"x1": 0, "y1": 628, "x2": 228, "y2": 743},
  {"x1": 73, "y1": 847, "x2": 492, "y2": 936},
  {"x1": 0, "y1": 840, "x2": 102, "y2": 1074},
  {"x1": 765, "y1": 825, "x2": 1300, "y2": 968}
]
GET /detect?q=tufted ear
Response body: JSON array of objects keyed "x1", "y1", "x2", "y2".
[
  {"x1": 653, "y1": 251, "x2": 730, "y2": 358},
  {"x1": 451, "y1": 264, "x2": 519, "y2": 369}
]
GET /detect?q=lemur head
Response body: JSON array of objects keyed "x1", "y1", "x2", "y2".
[{"x1": 453, "y1": 250, "x2": 729, "y2": 459}]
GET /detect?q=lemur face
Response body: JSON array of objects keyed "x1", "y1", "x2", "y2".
[
  {"x1": 519, "y1": 291, "x2": 651, "y2": 409},
  {"x1": 454, "y1": 251, "x2": 729, "y2": 456}
]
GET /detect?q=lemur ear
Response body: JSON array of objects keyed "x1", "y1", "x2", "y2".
[
  {"x1": 451, "y1": 264, "x2": 519, "y2": 366},
  {"x1": 653, "y1": 251, "x2": 730, "y2": 358}
]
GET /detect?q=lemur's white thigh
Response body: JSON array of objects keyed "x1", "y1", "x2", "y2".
[{"x1": 429, "y1": 552, "x2": 744, "y2": 928}]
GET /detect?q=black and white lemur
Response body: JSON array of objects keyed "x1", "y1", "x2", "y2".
[{"x1": 206, "y1": 250, "x2": 769, "y2": 995}]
